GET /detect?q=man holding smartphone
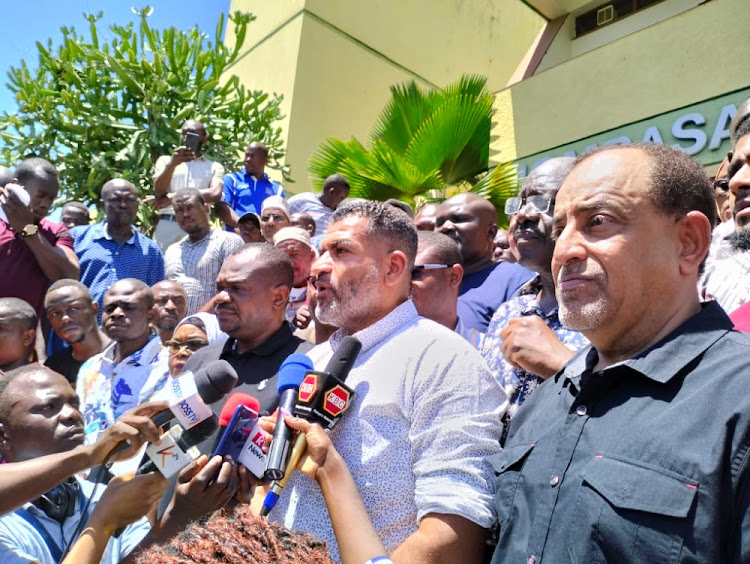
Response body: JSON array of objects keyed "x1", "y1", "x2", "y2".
[{"x1": 152, "y1": 120, "x2": 225, "y2": 251}]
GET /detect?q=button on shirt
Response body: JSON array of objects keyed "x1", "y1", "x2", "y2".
[
  {"x1": 76, "y1": 335, "x2": 169, "y2": 445},
  {"x1": 274, "y1": 301, "x2": 507, "y2": 562},
  {"x1": 0, "y1": 477, "x2": 150, "y2": 564},
  {"x1": 288, "y1": 192, "x2": 334, "y2": 236},
  {"x1": 152, "y1": 155, "x2": 225, "y2": 215},
  {"x1": 480, "y1": 276, "x2": 588, "y2": 420},
  {"x1": 490, "y1": 302, "x2": 750, "y2": 563},
  {"x1": 222, "y1": 170, "x2": 284, "y2": 219},
  {"x1": 164, "y1": 229, "x2": 243, "y2": 315},
  {"x1": 70, "y1": 222, "x2": 165, "y2": 318}
]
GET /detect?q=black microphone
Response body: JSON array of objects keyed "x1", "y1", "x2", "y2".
[
  {"x1": 113, "y1": 415, "x2": 220, "y2": 538},
  {"x1": 108, "y1": 360, "x2": 238, "y2": 458},
  {"x1": 264, "y1": 354, "x2": 315, "y2": 480},
  {"x1": 260, "y1": 336, "x2": 362, "y2": 516}
]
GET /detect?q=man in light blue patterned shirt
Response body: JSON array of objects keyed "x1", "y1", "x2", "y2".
[
  {"x1": 480, "y1": 158, "x2": 588, "y2": 444},
  {"x1": 274, "y1": 200, "x2": 506, "y2": 564},
  {"x1": 76, "y1": 279, "x2": 169, "y2": 445}
]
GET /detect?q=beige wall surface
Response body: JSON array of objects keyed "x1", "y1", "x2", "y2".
[
  {"x1": 228, "y1": 0, "x2": 544, "y2": 192},
  {"x1": 496, "y1": 0, "x2": 750, "y2": 162}
]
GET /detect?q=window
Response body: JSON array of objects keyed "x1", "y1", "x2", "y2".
[{"x1": 575, "y1": 0, "x2": 666, "y2": 37}]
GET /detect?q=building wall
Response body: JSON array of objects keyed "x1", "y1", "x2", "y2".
[
  {"x1": 493, "y1": 0, "x2": 750, "y2": 171},
  {"x1": 227, "y1": 0, "x2": 545, "y2": 192}
]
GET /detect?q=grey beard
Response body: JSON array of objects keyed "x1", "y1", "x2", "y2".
[{"x1": 729, "y1": 230, "x2": 750, "y2": 252}]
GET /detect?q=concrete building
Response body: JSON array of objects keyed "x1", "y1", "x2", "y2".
[{"x1": 227, "y1": 0, "x2": 749, "y2": 190}]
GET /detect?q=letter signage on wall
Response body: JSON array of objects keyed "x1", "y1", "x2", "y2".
[{"x1": 514, "y1": 88, "x2": 750, "y2": 177}]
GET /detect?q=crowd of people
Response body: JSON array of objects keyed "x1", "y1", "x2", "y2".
[{"x1": 0, "y1": 104, "x2": 750, "y2": 563}]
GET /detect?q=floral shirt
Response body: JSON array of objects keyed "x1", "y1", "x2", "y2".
[
  {"x1": 76, "y1": 335, "x2": 169, "y2": 444},
  {"x1": 480, "y1": 276, "x2": 589, "y2": 422}
]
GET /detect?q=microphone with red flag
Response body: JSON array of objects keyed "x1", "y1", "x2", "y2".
[{"x1": 261, "y1": 336, "x2": 362, "y2": 516}]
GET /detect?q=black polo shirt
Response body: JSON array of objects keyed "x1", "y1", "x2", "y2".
[
  {"x1": 184, "y1": 322, "x2": 312, "y2": 415},
  {"x1": 490, "y1": 301, "x2": 750, "y2": 563}
]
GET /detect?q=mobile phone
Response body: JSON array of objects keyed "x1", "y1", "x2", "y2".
[
  {"x1": 184, "y1": 131, "x2": 202, "y2": 153},
  {"x1": 212, "y1": 404, "x2": 259, "y2": 461}
]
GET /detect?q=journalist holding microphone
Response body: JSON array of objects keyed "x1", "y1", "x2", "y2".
[{"x1": 0, "y1": 363, "x2": 240, "y2": 563}]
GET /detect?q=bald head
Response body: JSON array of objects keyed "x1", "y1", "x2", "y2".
[
  {"x1": 414, "y1": 203, "x2": 439, "y2": 231},
  {"x1": 523, "y1": 157, "x2": 576, "y2": 193},
  {"x1": 435, "y1": 193, "x2": 498, "y2": 267}
]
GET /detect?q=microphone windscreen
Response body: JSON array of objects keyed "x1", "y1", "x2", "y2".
[
  {"x1": 218, "y1": 393, "x2": 261, "y2": 426},
  {"x1": 277, "y1": 354, "x2": 314, "y2": 392},
  {"x1": 193, "y1": 360, "x2": 239, "y2": 404},
  {"x1": 324, "y1": 336, "x2": 362, "y2": 381}
]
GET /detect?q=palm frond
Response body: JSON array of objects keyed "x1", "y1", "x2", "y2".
[{"x1": 470, "y1": 161, "x2": 520, "y2": 228}]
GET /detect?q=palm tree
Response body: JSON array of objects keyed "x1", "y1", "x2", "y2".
[{"x1": 308, "y1": 74, "x2": 519, "y2": 226}]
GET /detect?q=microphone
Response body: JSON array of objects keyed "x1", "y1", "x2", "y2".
[
  {"x1": 261, "y1": 337, "x2": 362, "y2": 516},
  {"x1": 264, "y1": 354, "x2": 315, "y2": 480},
  {"x1": 108, "y1": 360, "x2": 238, "y2": 458},
  {"x1": 113, "y1": 415, "x2": 219, "y2": 538},
  {"x1": 137, "y1": 415, "x2": 219, "y2": 477},
  {"x1": 210, "y1": 393, "x2": 262, "y2": 455}
]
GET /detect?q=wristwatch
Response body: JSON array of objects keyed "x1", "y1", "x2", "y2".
[{"x1": 19, "y1": 224, "x2": 38, "y2": 238}]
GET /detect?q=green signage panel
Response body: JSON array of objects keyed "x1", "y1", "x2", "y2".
[{"x1": 514, "y1": 87, "x2": 750, "y2": 176}]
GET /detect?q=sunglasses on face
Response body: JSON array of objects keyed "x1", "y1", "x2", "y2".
[
  {"x1": 504, "y1": 194, "x2": 553, "y2": 216},
  {"x1": 411, "y1": 264, "x2": 450, "y2": 281},
  {"x1": 713, "y1": 178, "x2": 730, "y2": 192},
  {"x1": 164, "y1": 339, "x2": 209, "y2": 354}
]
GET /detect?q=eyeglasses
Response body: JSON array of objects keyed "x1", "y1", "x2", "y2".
[
  {"x1": 411, "y1": 264, "x2": 450, "y2": 281},
  {"x1": 261, "y1": 213, "x2": 286, "y2": 222},
  {"x1": 164, "y1": 339, "x2": 209, "y2": 354},
  {"x1": 504, "y1": 194, "x2": 553, "y2": 216},
  {"x1": 713, "y1": 177, "x2": 730, "y2": 192}
]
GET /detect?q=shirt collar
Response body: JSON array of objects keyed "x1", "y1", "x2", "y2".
[
  {"x1": 559, "y1": 301, "x2": 732, "y2": 387},
  {"x1": 244, "y1": 171, "x2": 269, "y2": 182},
  {"x1": 328, "y1": 300, "x2": 417, "y2": 355},
  {"x1": 221, "y1": 322, "x2": 294, "y2": 359},
  {"x1": 94, "y1": 221, "x2": 136, "y2": 245},
  {"x1": 103, "y1": 334, "x2": 161, "y2": 365}
]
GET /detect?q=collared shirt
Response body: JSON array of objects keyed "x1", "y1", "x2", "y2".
[
  {"x1": 699, "y1": 249, "x2": 750, "y2": 313},
  {"x1": 184, "y1": 322, "x2": 310, "y2": 415},
  {"x1": 0, "y1": 477, "x2": 150, "y2": 564},
  {"x1": 222, "y1": 170, "x2": 284, "y2": 219},
  {"x1": 76, "y1": 335, "x2": 169, "y2": 445},
  {"x1": 288, "y1": 192, "x2": 334, "y2": 237},
  {"x1": 480, "y1": 276, "x2": 588, "y2": 421},
  {"x1": 70, "y1": 222, "x2": 165, "y2": 318},
  {"x1": 458, "y1": 260, "x2": 534, "y2": 332},
  {"x1": 274, "y1": 300, "x2": 507, "y2": 562},
  {"x1": 0, "y1": 218, "x2": 74, "y2": 317},
  {"x1": 164, "y1": 229, "x2": 243, "y2": 315},
  {"x1": 152, "y1": 155, "x2": 225, "y2": 215},
  {"x1": 490, "y1": 301, "x2": 750, "y2": 563}
]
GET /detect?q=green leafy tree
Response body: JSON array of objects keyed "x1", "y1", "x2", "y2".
[
  {"x1": 308, "y1": 74, "x2": 519, "y2": 226},
  {"x1": 0, "y1": 6, "x2": 288, "y2": 232}
]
